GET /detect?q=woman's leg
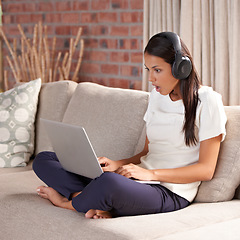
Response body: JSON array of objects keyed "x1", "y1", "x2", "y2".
[
  {"x1": 33, "y1": 154, "x2": 189, "y2": 218},
  {"x1": 72, "y1": 172, "x2": 190, "y2": 217},
  {"x1": 33, "y1": 151, "x2": 92, "y2": 200}
]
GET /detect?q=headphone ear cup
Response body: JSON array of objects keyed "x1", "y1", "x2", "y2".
[{"x1": 172, "y1": 56, "x2": 192, "y2": 80}]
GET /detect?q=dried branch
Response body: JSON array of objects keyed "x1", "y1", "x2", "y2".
[
  {"x1": 4, "y1": 70, "x2": 8, "y2": 91},
  {"x1": 72, "y1": 39, "x2": 84, "y2": 81},
  {"x1": 6, "y1": 56, "x2": 18, "y2": 82},
  {"x1": 1, "y1": 23, "x2": 84, "y2": 86}
]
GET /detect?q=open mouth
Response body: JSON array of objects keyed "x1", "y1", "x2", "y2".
[{"x1": 155, "y1": 86, "x2": 160, "y2": 92}]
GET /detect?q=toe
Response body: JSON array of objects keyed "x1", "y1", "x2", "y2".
[
  {"x1": 85, "y1": 209, "x2": 97, "y2": 219},
  {"x1": 36, "y1": 186, "x2": 47, "y2": 193}
]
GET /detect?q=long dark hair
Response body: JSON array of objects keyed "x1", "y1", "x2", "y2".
[{"x1": 144, "y1": 33, "x2": 201, "y2": 146}]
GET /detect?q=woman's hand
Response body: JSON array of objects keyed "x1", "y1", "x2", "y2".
[
  {"x1": 98, "y1": 157, "x2": 123, "y2": 172},
  {"x1": 115, "y1": 163, "x2": 154, "y2": 181}
]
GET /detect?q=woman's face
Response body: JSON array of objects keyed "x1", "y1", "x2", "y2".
[{"x1": 144, "y1": 53, "x2": 180, "y2": 96}]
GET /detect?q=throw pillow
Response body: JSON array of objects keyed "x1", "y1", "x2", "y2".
[
  {"x1": 0, "y1": 78, "x2": 41, "y2": 167},
  {"x1": 195, "y1": 106, "x2": 240, "y2": 202}
]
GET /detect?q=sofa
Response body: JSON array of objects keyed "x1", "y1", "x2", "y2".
[{"x1": 0, "y1": 79, "x2": 240, "y2": 240}]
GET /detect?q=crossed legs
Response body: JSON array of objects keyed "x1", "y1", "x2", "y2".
[
  {"x1": 33, "y1": 151, "x2": 112, "y2": 218},
  {"x1": 33, "y1": 151, "x2": 190, "y2": 219}
]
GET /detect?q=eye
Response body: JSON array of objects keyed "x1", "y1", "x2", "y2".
[
  {"x1": 144, "y1": 67, "x2": 149, "y2": 71},
  {"x1": 155, "y1": 69, "x2": 161, "y2": 73}
]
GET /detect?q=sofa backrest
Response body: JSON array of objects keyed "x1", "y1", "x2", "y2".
[
  {"x1": 34, "y1": 81, "x2": 240, "y2": 201},
  {"x1": 35, "y1": 81, "x2": 149, "y2": 161},
  {"x1": 62, "y1": 82, "x2": 149, "y2": 160},
  {"x1": 35, "y1": 81, "x2": 78, "y2": 154}
]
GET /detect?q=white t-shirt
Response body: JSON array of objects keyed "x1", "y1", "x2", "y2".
[{"x1": 139, "y1": 86, "x2": 227, "y2": 202}]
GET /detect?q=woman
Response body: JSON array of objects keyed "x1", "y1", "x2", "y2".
[{"x1": 33, "y1": 32, "x2": 227, "y2": 219}]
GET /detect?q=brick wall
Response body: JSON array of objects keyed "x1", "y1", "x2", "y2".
[{"x1": 1, "y1": 0, "x2": 144, "y2": 90}]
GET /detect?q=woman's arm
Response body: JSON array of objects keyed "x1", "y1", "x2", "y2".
[
  {"x1": 116, "y1": 134, "x2": 222, "y2": 183},
  {"x1": 151, "y1": 134, "x2": 222, "y2": 183}
]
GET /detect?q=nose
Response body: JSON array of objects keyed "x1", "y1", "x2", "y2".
[{"x1": 148, "y1": 71, "x2": 155, "y2": 83}]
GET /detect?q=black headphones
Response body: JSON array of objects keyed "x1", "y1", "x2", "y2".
[{"x1": 158, "y1": 32, "x2": 192, "y2": 80}]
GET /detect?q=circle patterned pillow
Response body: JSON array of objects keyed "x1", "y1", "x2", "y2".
[{"x1": 0, "y1": 78, "x2": 41, "y2": 167}]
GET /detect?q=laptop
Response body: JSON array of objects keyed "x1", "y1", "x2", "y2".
[{"x1": 41, "y1": 118, "x2": 160, "y2": 184}]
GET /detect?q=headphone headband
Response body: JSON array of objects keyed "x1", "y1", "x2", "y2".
[
  {"x1": 157, "y1": 32, "x2": 192, "y2": 80},
  {"x1": 158, "y1": 32, "x2": 182, "y2": 55}
]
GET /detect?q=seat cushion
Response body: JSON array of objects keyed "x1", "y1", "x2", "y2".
[
  {"x1": 62, "y1": 82, "x2": 149, "y2": 160},
  {"x1": 1, "y1": 170, "x2": 240, "y2": 240}
]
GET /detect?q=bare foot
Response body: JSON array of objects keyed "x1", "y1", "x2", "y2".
[
  {"x1": 36, "y1": 186, "x2": 75, "y2": 211},
  {"x1": 85, "y1": 209, "x2": 112, "y2": 219}
]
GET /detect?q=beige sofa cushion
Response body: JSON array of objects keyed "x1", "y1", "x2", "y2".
[
  {"x1": 1, "y1": 170, "x2": 240, "y2": 240},
  {"x1": 62, "y1": 82, "x2": 149, "y2": 160},
  {"x1": 35, "y1": 81, "x2": 77, "y2": 154},
  {"x1": 195, "y1": 106, "x2": 240, "y2": 202}
]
